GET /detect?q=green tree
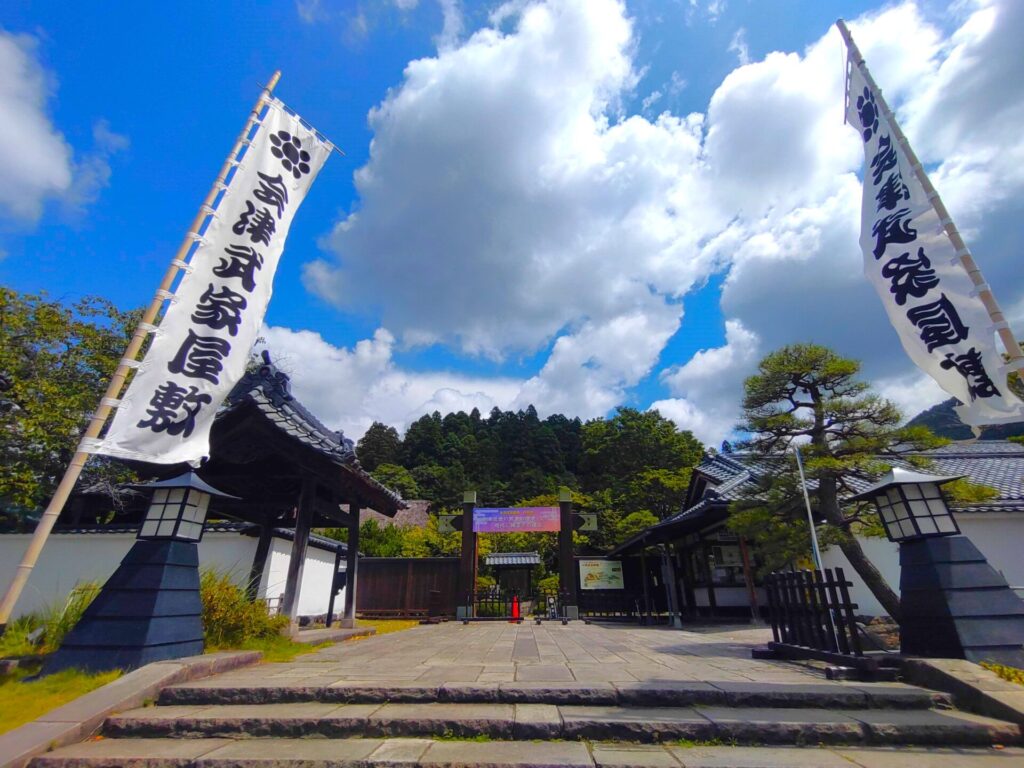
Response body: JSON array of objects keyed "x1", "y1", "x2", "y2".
[
  {"x1": 729, "y1": 343, "x2": 947, "y2": 622},
  {"x1": 371, "y1": 463, "x2": 420, "y2": 499},
  {"x1": 356, "y1": 422, "x2": 402, "y2": 472},
  {"x1": 0, "y1": 288, "x2": 139, "y2": 523},
  {"x1": 580, "y1": 407, "x2": 702, "y2": 497}
]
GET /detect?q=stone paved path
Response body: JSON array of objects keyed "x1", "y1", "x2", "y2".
[{"x1": 210, "y1": 621, "x2": 820, "y2": 686}]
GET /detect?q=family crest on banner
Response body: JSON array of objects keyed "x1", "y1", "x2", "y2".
[{"x1": 839, "y1": 20, "x2": 1024, "y2": 428}]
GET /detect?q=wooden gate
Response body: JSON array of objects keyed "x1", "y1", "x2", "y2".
[{"x1": 356, "y1": 557, "x2": 459, "y2": 619}]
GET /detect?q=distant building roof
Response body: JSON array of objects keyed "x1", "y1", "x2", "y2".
[
  {"x1": 611, "y1": 440, "x2": 1024, "y2": 555},
  {"x1": 485, "y1": 552, "x2": 541, "y2": 567},
  {"x1": 361, "y1": 500, "x2": 432, "y2": 529}
]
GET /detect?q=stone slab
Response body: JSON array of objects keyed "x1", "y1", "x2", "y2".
[
  {"x1": 836, "y1": 747, "x2": 1024, "y2": 767},
  {"x1": 439, "y1": 682, "x2": 501, "y2": 702},
  {"x1": 514, "y1": 703, "x2": 562, "y2": 739},
  {"x1": 367, "y1": 702, "x2": 515, "y2": 738},
  {"x1": 849, "y1": 708, "x2": 1022, "y2": 745},
  {"x1": 559, "y1": 705, "x2": 715, "y2": 742},
  {"x1": 667, "y1": 745, "x2": 856, "y2": 767},
  {"x1": 420, "y1": 739, "x2": 593, "y2": 767},
  {"x1": 591, "y1": 743, "x2": 681, "y2": 767},
  {"x1": 696, "y1": 706, "x2": 864, "y2": 745},
  {"x1": 902, "y1": 658, "x2": 1024, "y2": 727},
  {"x1": 367, "y1": 738, "x2": 435, "y2": 764},
  {"x1": 290, "y1": 626, "x2": 375, "y2": 644},
  {"x1": 614, "y1": 681, "x2": 723, "y2": 707},
  {"x1": 200, "y1": 736, "x2": 384, "y2": 763},
  {"x1": 32, "y1": 737, "x2": 233, "y2": 767},
  {"x1": 500, "y1": 681, "x2": 618, "y2": 704}
]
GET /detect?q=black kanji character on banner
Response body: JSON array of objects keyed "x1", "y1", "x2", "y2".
[
  {"x1": 876, "y1": 172, "x2": 910, "y2": 212},
  {"x1": 192, "y1": 283, "x2": 248, "y2": 336},
  {"x1": 881, "y1": 247, "x2": 939, "y2": 306},
  {"x1": 870, "y1": 134, "x2": 898, "y2": 186},
  {"x1": 137, "y1": 380, "x2": 212, "y2": 437},
  {"x1": 253, "y1": 172, "x2": 289, "y2": 219},
  {"x1": 940, "y1": 347, "x2": 1002, "y2": 400},
  {"x1": 871, "y1": 208, "x2": 917, "y2": 259},
  {"x1": 907, "y1": 294, "x2": 970, "y2": 352},
  {"x1": 168, "y1": 329, "x2": 231, "y2": 384},
  {"x1": 214, "y1": 245, "x2": 264, "y2": 293},
  {"x1": 232, "y1": 201, "x2": 276, "y2": 246}
]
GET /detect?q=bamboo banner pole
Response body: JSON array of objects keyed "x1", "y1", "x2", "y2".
[
  {"x1": 0, "y1": 71, "x2": 283, "y2": 629},
  {"x1": 836, "y1": 19, "x2": 1024, "y2": 393},
  {"x1": 794, "y1": 446, "x2": 824, "y2": 572}
]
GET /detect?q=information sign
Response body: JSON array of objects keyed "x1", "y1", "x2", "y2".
[
  {"x1": 473, "y1": 507, "x2": 560, "y2": 533},
  {"x1": 579, "y1": 558, "x2": 625, "y2": 590}
]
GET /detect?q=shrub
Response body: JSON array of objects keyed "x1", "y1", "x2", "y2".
[
  {"x1": 40, "y1": 582, "x2": 101, "y2": 654},
  {"x1": 0, "y1": 615, "x2": 42, "y2": 658},
  {"x1": 199, "y1": 568, "x2": 288, "y2": 649}
]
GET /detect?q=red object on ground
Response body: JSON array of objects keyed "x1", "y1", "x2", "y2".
[{"x1": 510, "y1": 595, "x2": 520, "y2": 622}]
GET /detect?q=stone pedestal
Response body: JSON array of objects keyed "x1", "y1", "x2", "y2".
[
  {"x1": 900, "y1": 535, "x2": 1024, "y2": 667},
  {"x1": 44, "y1": 539, "x2": 204, "y2": 674}
]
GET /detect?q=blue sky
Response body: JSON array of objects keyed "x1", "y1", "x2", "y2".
[{"x1": 2, "y1": 1, "x2": 1021, "y2": 444}]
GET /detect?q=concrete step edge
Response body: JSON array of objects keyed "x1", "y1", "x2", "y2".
[
  {"x1": 103, "y1": 704, "x2": 1022, "y2": 747},
  {"x1": 158, "y1": 682, "x2": 951, "y2": 710}
]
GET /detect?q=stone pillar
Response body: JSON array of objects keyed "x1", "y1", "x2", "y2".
[{"x1": 339, "y1": 503, "x2": 361, "y2": 628}]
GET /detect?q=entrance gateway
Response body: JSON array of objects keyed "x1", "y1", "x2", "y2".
[{"x1": 440, "y1": 488, "x2": 596, "y2": 620}]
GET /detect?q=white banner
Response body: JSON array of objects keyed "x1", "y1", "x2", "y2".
[
  {"x1": 95, "y1": 100, "x2": 331, "y2": 464},
  {"x1": 846, "y1": 63, "x2": 1024, "y2": 426}
]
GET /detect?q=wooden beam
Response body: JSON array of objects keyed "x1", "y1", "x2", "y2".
[
  {"x1": 246, "y1": 521, "x2": 274, "y2": 601},
  {"x1": 340, "y1": 502, "x2": 361, "y2": 628},
  {"x1": 279, "y1": 475, "x2": 316, "y2": 627}
]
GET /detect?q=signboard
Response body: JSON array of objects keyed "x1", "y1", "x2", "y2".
[
  {"x1": 437, "y1": 514, "x2": 461, "y2": 534},
  {"x1": 574, "y1": 512, "x2": 597, "y2": 532},
  {"x1": 473, "y1": 507, "x2": 560, "y2": 533},
  {"x1": 579, "y1": 559, "x2": 624, "y2": 590}
]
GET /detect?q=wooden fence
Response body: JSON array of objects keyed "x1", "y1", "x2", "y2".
[
  {"x1": 764, "y1": 567, "x2": 863, "y2": 657},
  {"x1": 356, "y1": 557, "x2": 459, "y2": 619}
]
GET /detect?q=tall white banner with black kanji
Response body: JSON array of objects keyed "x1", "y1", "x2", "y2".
[
  {"x1": 846, "y1": 63, "x2": 1024, "y2": 426},
  {"x1": 96, "y1": 100, "x2": 331, "y2": 464}
]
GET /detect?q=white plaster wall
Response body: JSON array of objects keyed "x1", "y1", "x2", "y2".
[
  {"x1": 259, "y1": 538, "x2": 345, "y2": 618},
  {"x1": 821, "y1": 513, "x2": 1024, "y2": 616},
  {"x1": 0, "y1": 530, "x2": 341, "y2": 620},
  {"x1": 692, "y1": 586, "x2": 766, "y2": 608},
  {"x1": 0, "y1": 532, "x2": 137, "y2": 619}
]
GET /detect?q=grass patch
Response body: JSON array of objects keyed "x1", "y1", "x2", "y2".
[
  {"x1": 0, "y1": 667, "x2": 121, "y2": 735},
  {"x1": 354, "y1": 619, "x2": 419, "y2": 637},
  {"x1": 982, "y1": 661, "x2": 1024, "y2": 686},
  {"x1": 207, "y1": 635, "x2": 332, "y2": 664}
]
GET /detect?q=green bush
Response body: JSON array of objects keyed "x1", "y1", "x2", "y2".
[
  {"x1": 0, "y1": 581, "x2": 101, "y2": 658},
  {"x1": 199, "y1": 568, "x2": 288, "y2": 648},
  {"x1": 40, "y1": 582, "x2": 101, "y2": 653},
  {"x1": 537, "y1": 574, "x2": 559, "y2": 593}
]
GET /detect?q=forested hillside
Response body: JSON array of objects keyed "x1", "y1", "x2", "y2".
[{"x1": 352, "y1": 406, "x2": 703, "y2": 553}]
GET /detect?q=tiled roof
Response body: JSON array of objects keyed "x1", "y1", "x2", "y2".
[
  {"x1": 223, "y1": 352, "x2": 404, "y2": 510},
  {"x1": 361, "y1": 500, "x2": 432, "y2": 528},
  {"x1": 693, "y1": 441, "x2": 1024, "y2": 513},
  {"x1": 485, "y1": 552, "x2": 541, "y2": 566}
]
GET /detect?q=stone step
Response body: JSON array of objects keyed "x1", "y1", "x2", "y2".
[
  {"x1": 159, "y1": 679, "x2": 951, "y2": 710},
  {"x1": 30, "y1": 737, "x2": 1024, "y2": 768},
  {"x1": 103, "y1": 701, "x2": 1021, "y2": 746}
]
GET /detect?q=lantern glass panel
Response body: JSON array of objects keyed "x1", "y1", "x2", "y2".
[
  {"x1": 886, "y1": 488, "x2": 902, "y2": 505},
  {"x1": 140, "y1": 520, "x2": 159, "y2": 537},
  {"x1": 167, "y1": 488, "x2": 185, "y2": 504},
  {"x1": 898, "y1": 520, "x2": 916, "y2": 538},
  {"x1": 157, "y1": 520, "x2": 176, "y2": 537},
  {"x1": 917, "y1": 517, "x2": 938, "y2": 535},
  {"x1": 909, "y1": 500, "x2": 931, "y2": 519},
  {"x1": 937, "y1": 515, "x2": 958, "y2": 533}
]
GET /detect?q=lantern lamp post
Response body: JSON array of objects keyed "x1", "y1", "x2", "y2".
[
  {"x1": 45, "y1": 472, "x2": 236, "y2": 674},
  {"x1": 851, "y1": 469, "x2": 1024, "y2": 666}
]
